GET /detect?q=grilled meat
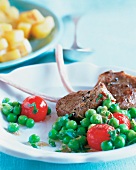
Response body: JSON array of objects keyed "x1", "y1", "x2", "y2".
[
  {"x1": 97, "y1": 70, "x2": 136, "y2": 109},
  {"x1": 56, "y1": 82, "x2": 115, "y2": 118}
]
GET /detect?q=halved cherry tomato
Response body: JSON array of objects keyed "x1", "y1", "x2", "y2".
[
  {"x1": 21, "y1": 96, "x2": 48, "y2": 122},
  {"x1": 87, "y1": 124, "x2": 114, "y2": 151},
  {"x1": 113, "y1": 112, "x2": 131, "y2": 129}
]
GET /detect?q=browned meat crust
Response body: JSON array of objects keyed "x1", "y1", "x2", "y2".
[
  {"x1": 97, "y1": 70, "x2": 136, "y2": 109},
  {"x1": 56, "y1": 82, "x2": 115, "y2": 118}
]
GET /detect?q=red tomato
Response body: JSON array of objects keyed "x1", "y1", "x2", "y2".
[
  {"x1": 113, "y1": 112, "x2": 131, "y2": 129},
  {"x1": 87, "y1": 124, "x2": 114, "y2": 151},
  {"x1": 21, "y1": 96, "x2": 48, "y2": 122}
]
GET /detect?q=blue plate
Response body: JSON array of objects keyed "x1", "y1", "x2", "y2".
[{"x1": 0, "y1": 0, "x2": 63, "y2": 70}]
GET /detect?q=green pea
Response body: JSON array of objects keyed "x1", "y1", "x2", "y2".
[
  {"x1": 80, "y1": 118, "x2": 90, "y2": 128},
  {"x1": 128, "y1": 107, "x2": 136, "y2": 118},
  {"x1": 18, "y1": 115, "x2": 28, "y2": 125},
  {"x1": 132, "y1": 125, "x2": 136, "y2": 132},
  {"x1": 108, "y1": 117, "x2": 119, "y2": 128},
  {"x1": 120, "y1": 133, "x2": 127, "y2": 141},
  {"x1": 85, "y1": 109, "x2": 96, "y2": 118},
  {"x1": 127, "y1": 130, "x2": 136, "y2": 141},
  {"x1": 48, "y1": 129, "x2": 58, "y2": 140},
  {"x1": 103, "y1": 98, "x2": 112, "y2": 109},
  {"x1": 90, "y1": 114, "x2": 102, "y2": 124},
  {"x1": 12, "y1": 101, "x2": 20, "y2": 107},
  {"x1": 118, "y1": 124, "x2": 128, "y2": 134},
  {"x1": 101, "y1": 140, "x2": 113, "y2": 151},
  {"x1": 78, "y1": 136, "x2": 87, "y2": 146},
  {"x1": 26, "y1": 118, "x2": 35, "y2": 128},
  {"x1": 2, "y1": 104, "x2": 13, "y2": 116},
  {"x1": 29, "y1": 134, "x2": 40, "y2": 143},
  {"x1": 48, "y1": 138, "x2": 56, "y2": 147},
  {"x1": 66, "y1": 120, "x2": 77, "y2": 130},
  {"x1": 52, "y1": 121, "x2": 62, "y2": 131},
  {"x1": 31, "y1": 143, "x2": 39, "y2": 148},
  {"x1": 63, "y1": 136, "x2": 72, "y2": 144},
  {"x1": 68, "y1": 139, "x2": 80, "y2": 151},
  {"x1": 109, "y1": 103, "x2": 120, "y2": 113},
  {"x1": 77, "y1": 126, "x2": 86, "y2": 136},
  {"x1": 2, "y1": 97, "x2": 10, "y2": 103},
  {"x1": 97, "y1": 106, "x2": 107, "y2": 114},
  {"x1": 7, "y1": 113, "x2": 17, "y2": 122},
  {"x1": 113, "y1": 136, "x2": 125, "y2": 148},
  {"x1": 8, "y1": 123, "x2": 19, "y2": 133},
  {"x1": 47, "y1": 106, "x2": 51, "y2": 115},
  {"x1": 56, "y1": 116, "x2": 68, "y2": 126},
  {"x1": 13, "y1": 105, "x2": 21, "y2": 115},
  {"x1": 58, "y1": 129, "x2": 66, "y2": 140}
]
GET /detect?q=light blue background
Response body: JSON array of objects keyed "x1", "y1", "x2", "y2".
[{"x1": 1, "y1": 0, "x2": 136, "y2": 169}]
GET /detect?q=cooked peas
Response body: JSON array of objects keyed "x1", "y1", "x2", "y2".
[
  {"x1": 90, "y1": 114, "x2": 102, "y2": 124},
  {"x1": 52, "y1": 121, "x2": 62, "y2": 131},
  {"x1": 118, "y1": 124, "x2": 128, "y2": 134},
  {"x1": 80, "y1": 118, "x2": 90, "y2": 128},
  {"x1": 7, "y1": 113, "x2": 17, "y2": 122},
  {"x1": 78, "y1": 136, "x2": 87, "y2": 146},
  {"x1": 29, "y1": 134, "x2": 40, "y2": 143},
  {"x1": 13, "y1": 105, "x2": 21, "y2": 115},
  {"x1": 109, "y1": 103, "x2": 120, "y2": 113},
  {"x1": 68, "y1": 139, "x2": 80, "y2": 151},
  {"x1": 113, "y1": 136, "x2": 125, "y2": 148},
  {"x1": 48, "y1": 129, "x2": 58, "y2": 140},
  {"x1": 8, "y1": 123, "x2": 19, "y2": 133},
  {"x1": 127, "y1": 130, "x2": 136, "y2": 141},
  {"x1": 97, "y1": 106, "x2": 107, "y2": 114},
  {"x1": 103, "y1": 98, "x2": 112, "y2": 109},
  {"x1": 49, "y1": 138, "x2": 56, "y2": 147},
  {"x1": 128, "y1": 107, "x2": 136, "y2": 118},
  {"x1": 77, "y1": 126, "x2": 86, "y2": 136},
  {"x1": 85, "y1": 109, "x2": 96, "y2": 118},
  {"x1": 47, "y1": 106, "x2": 51, "y2": 115},
  {"x1": 63, "y1": 136, "x2": 72, "y2": 144},
  {"x1": 108, "y1": 117, "x2": 119, "y2": 128},
  {"x1": 18, "y1": 115, "x2": 28, "y2": 125},
  {"x1": 101, "y1": 140, "x2": 113, "y2": 151},
  {"x1": 66, "y1": 120, "x2": 77, "y2": 130},
  {"x1": 2, "y1": 97, "x2": 10, "y2": 103},
  {"x1": 26, "y1": 118, "x2": 35, "y2": 128},
  {"x1": 2, "y1": 104, "x2": 13, "y2": 116}
]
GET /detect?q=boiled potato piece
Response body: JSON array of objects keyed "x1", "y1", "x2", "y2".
[
  {"x1": 31, "y1": 16, "x2": 55, "y2": 39},
  {"x1": 0, "y1": 11, "x2": 11, "y2": 23},
  {"x1": 0, "y1": 0, "x2": 10, "y2": 12},
  {"x1": 0, "y1": 23, "x2": 12, "y2": 34},
  {"x1": 0, "y1": 49, "x2": 7, "y2": 56},
  {"x1": 0, "y1": 49, "x2": 21, "y2": 62},
  {"x1": 17, "y1": 22, "x2": 32, "y2": 38},
  {"x1": 4, "y1": 6, "x2": 19, "y2": 20},
  {"x1": 0, "y1": 38, "x2": 8, "y2": 50},
  {"x1": 19, "y1": 9, "x2": 44, "y2": 24},
  {"x1": 3, "y1": 30, "x2": 24, "y2": 46},
  {"x1": 11, "y1": 38, "x2": 32, "y2": 57}
]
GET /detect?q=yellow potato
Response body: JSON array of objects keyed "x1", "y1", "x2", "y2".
[
  {"x1": 0, "y1": 0, "x2": 10, "y2": 12},
  {"x1": 0, "y1": 23, "x2": 12, "y2": 33},
  {"x1": 4, "y1": 6, "x2": 19, "y2": 20},
  {"x1": 3, "y1": 29, "x2": 24, "y2": 46},
  {"x1": 0, "y1": 11, "x2": 11, "y2": 23},
  {"x1": 0, "y1": 49, "x2": 7, "y2": 56},
  {"x1": 19, "y1": 9, "x2": 44, "y2": 24},
  {"x1": 0, "y1": 49, "x2": 21, "y2": 62},
  {"x1": 31, "y1": 16, "x2": 55, "y2": 39},
  {"x1": 11, "y1": 38, "x2": 32, "y2": 57},
  {"x1": 0, "y1": 38, "x2": 8, "y2": 50},
  {"x1": 17, "y1": 22, "x2": 32, "y2": 38}
]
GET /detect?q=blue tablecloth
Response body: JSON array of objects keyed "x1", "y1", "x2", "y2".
[{"x1": 1, "y1": 0, "x2": 136, "y2": 169}]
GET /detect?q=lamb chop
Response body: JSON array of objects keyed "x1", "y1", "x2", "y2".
[
  {"x1": 56, "y1": 82, "x2": 116, "y2": 118},
  {"x1": 96, "y1": 70, "x2": 136, "y2": 109}
]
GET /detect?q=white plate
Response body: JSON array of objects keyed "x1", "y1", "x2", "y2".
[
  {"x1": 0, "y1": 0, "x2": 63, "y2": 70},
  {"x1": 1, "y1": 62, "x2": 136, "y2": 164}
]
